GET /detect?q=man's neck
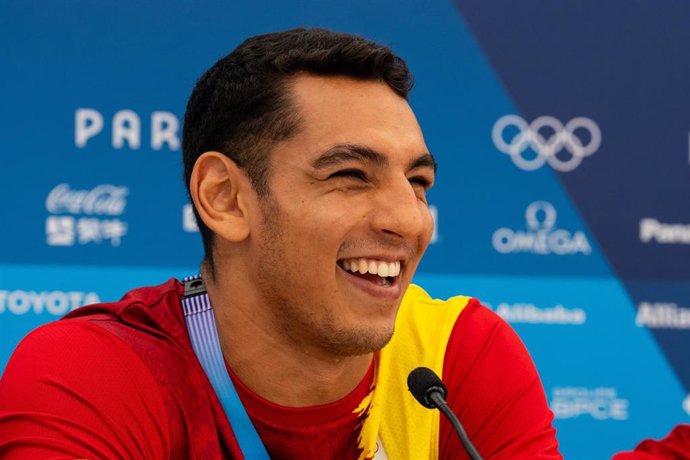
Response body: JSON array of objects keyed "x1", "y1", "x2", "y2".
[{"x1": 202, "y1": 268, "x2": 373, "y2": 408}]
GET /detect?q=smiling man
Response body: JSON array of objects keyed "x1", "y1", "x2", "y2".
[{"x1": 0, "y1": 29, "x2": 561, "y2": 459}]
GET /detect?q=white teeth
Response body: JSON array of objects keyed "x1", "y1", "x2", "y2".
[
  {"x1": 341, "y1": 258, "x2": 401, "y2": 278},
  {"x1": 378, "y1": 262, "x2": 389, "y2": 277},
  {"x1": 358, "y1": 259, "x2": 368, "y2": 274}
]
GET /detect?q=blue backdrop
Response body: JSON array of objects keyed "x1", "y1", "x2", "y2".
[{"x1": 2, "y1": 1, "x2": 689, "y2": 458}]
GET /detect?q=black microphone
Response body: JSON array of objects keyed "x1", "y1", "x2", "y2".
[{"x1": 407, "y1": 367, "x2": 483, "y2": 460}]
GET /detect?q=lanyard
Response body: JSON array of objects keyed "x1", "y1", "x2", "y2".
[
  {"x1": 181, "y1": 275, "x2": 389, "y2": 460},
  {"x1": 181, "y1": 275, "x2": 270, "y2": 459}
]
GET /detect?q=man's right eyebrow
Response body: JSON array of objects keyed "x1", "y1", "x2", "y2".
[{"x1": 312, "y1": 144, "x2": 387, "y2": 170}]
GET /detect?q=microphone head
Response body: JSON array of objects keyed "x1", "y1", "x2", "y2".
[{"x1": 407, "y1": 366, "x2": 447, "y2": 409}]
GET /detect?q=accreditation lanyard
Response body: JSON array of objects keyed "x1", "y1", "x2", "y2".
[
  {"x1": 181, "y1": 275, "x2": 270, "y2": 459},
  {"x1": 181, "y1": 275, "x2": 389, "y2": 460}
]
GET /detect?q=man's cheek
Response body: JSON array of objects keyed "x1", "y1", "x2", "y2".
[{"x1": 422, "y1": 212, "x2": 435, "y2": 245}]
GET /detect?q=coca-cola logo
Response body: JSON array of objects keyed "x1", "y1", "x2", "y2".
[{"x1": 45, "y1": 183, "x2": 128, "y2": 215}]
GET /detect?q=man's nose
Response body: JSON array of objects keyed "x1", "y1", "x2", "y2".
[{"x1": 369, "y1": 178, "x2": 429, "y2": 240}]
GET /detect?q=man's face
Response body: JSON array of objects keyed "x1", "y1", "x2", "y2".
[{"x1": 249, "y1": 75, "x2": 435, "y2": 357}]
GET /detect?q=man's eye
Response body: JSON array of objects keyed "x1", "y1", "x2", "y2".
[
  {"x1": 328, "y1": 169, "x2": 368, "y2": 181},
  {"x1": 409, "y1": 176, "x2": 432, "y2": 189}
]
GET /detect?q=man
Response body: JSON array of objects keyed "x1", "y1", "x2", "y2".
[{"x1": 0, "y1": 28, "x2": 561, "y2": 459}]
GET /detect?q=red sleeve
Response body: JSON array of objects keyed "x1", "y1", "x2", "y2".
[
  {"x1": 0, "y1": 320, "x2": 170, "y2": 459},
  {"x1": 612, "y1": 424, "x2": 690, "y2": 459},
  {"x1": 440, "y1": 299, "x2": 561, "y2": 459}
]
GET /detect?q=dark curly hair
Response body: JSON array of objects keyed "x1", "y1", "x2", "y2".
[{"x1": 182, "y1": 27, "x2": 414, "y2": 266}]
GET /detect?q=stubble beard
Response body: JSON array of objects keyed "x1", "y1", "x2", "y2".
[{"x1": 255, "y1": 193, "x2": 395, "y2": 358}]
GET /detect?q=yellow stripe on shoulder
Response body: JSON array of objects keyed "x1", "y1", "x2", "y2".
[{"x1": 357, "y1": 284, "x2": 472, "y2": 460}]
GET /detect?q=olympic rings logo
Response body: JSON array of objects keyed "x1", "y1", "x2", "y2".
[{"x1": 492, "y1": 115, "x2": 601, "y2": 172}]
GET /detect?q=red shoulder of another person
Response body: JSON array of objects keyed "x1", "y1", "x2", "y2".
[{"x1": 612, "y1": 424, "x2": 690, "y2": 459}]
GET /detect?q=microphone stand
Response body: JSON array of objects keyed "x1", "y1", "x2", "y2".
[{"x1": 429, "y1": 391, "x2": 483, "y2": 460}]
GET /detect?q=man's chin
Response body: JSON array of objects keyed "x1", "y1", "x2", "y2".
[{"x1": 322, "y1": 325, "x2": 396, "y2": 357}]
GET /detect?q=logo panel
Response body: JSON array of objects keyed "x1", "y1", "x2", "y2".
[
  {"x1": 45, "y1": 183, "x2": 129, "y2": 247},
  {"x1": 639, "y1": 218, "x2": 690, "y2": 245},
  {"x1": 492, "y1": 115, "x2": 601, "y2": 172},
  {"x1": 490, "y1": 301, "x2": 586, "y2": 325},
  {"x1": 492, "y1": 201, "x2": 591, "y2": 255},
  {"x1": 0, "y1": 289, "x2": 100, "y2": 316},
  {"x1": 550, "y1": 387, "x2": 629, "y2": 421}
]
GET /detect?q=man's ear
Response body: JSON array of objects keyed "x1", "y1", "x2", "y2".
[{"x1": 189, "y1": 151, "x2": 253, "y2": 242}]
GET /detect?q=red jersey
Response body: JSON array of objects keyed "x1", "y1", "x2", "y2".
[
  {"x1": 0, "y1": 279, "x2": 560, "y2": 459},
  {"x1": 612, "y1": 424, "x2": 690, "y2": 459}
]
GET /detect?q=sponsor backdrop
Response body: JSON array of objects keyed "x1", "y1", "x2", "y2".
[{"x1": 1, "y1": 1, "x2": 689, "y2": 458}]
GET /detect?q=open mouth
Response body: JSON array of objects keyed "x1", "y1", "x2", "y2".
[{"x1": 336, "y1": 258, "x2": 401, "y2": 288}]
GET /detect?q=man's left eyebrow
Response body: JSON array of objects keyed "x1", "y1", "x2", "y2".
[
  {"x1": 312, "y1": 144, "x2": 387, "y2": 169},
  {"x1": 409, "y1": 153, "x2": 437, "y2": 173}
]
